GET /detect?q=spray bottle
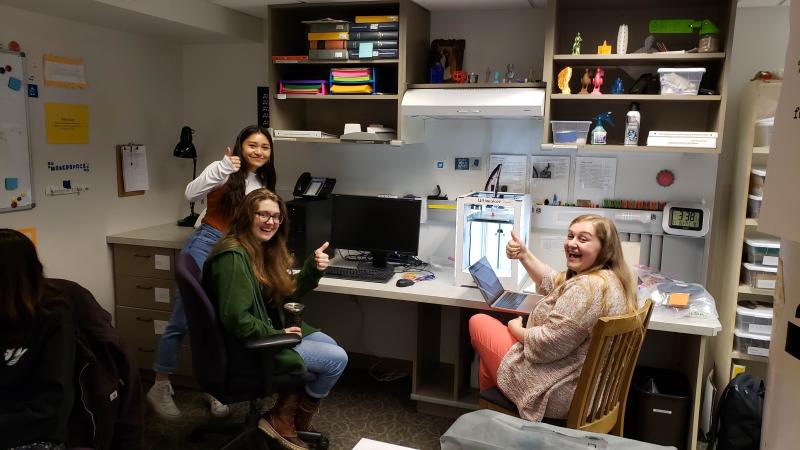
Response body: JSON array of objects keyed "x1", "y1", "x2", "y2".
[
  {"x1": 624, "y1": 102, "x2": 641, "y2": 146},
  {"x1": 590, "y1": 112, "x2": 614, "y2": 145}
]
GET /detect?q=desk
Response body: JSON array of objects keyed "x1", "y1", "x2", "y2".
[{"x1": 107, "y1": 224, "x2": 720, "y2": 450}]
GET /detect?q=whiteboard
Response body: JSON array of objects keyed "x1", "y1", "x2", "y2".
[{"x1": 0, "y1": 50, "x2": 33, "y2": 213}]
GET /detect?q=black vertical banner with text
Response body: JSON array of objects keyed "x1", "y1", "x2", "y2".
[{"x1": 257, "y1": 86, "x2": 269, "y2": 129}]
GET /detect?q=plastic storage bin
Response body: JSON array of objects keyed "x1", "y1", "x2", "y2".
[
  {"x1": 747, "y1": 194, "x2": 762, "y2": 218},
  {"x1": 742, "y1": 262, "x2": 777, "y2": 289},
  {"x1": 657, "y1": 68, "x2": 706, "y2": 95},
  {"x1": 754, "y1": 117, "x2": 774, "y2": 148},
  {"x1": 734, "y1": 329, "x2": 770, "y2": 357},
  {"x1": 749, "y1": 167, "x2": 766, "y2": 197},
  {"x1": 744, "y1": 238, "x2": 780, "y2": 266},
  {"x1": 736, "y1": 302, "x2": 773, "y2": 336},
  {"x1": 551, "y1": 121, "x2": 591, "y2": 144},
  {"x1": 625, "y1": 367, "x2": 691, "y2": 450}
]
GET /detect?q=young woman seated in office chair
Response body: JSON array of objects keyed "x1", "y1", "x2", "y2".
[
  {"x1": 469, "y1": 214, "x2": 639, "y2": 422},
  {"x1": 0, "y1": 229, "x2": 75, "y2": 450},
  {"x1": 203, "y1": 189, "x2": 348, "y2": 450}
]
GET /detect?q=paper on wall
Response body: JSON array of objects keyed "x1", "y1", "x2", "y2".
[
  {"x1": 488, "y1": 154, "x2": 528, "y2": 193},
  {"x1": 529, "y1": 155, "x2": 570, "y2": 204},
  {"x1": 572, "y1": 156, "x2": 617, "y2": 206},
  {"x1": 121, "y1": 145, "x2": 149, "y2": 192}
]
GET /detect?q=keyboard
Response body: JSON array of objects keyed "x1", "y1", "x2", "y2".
[
  {"x1": 324, "y1": 266, "x2": 395, "y2": 283},
  {"x1": 493, "y1": 292, "x2": 527, "y2": 310}
]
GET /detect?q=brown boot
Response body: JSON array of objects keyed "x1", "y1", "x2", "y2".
[
  {"x1": 295, "y1": 391, "x2": 321, "y2": 434},
  {"x1": 257, "y1": 390, "x2": 309, "y2": 450}
]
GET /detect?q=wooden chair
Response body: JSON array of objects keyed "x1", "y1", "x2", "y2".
[{"x1": 478, "y1": 299, "x2": 654, "y2": 437}]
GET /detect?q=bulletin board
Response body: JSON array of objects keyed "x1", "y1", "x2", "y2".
[{"x1": 0, "y1": 50, "x2": 33, "y2": 213}]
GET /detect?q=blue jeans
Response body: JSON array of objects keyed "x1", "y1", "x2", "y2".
[
  {"x1": 294, "y1": 332, "x2": 348, "y2": 398},
  {"x1": 153, "y1": 224, "x2": 223, "y2": 374}
]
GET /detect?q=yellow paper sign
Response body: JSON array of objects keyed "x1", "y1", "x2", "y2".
[
  {"x1": 17, "y1": 227, "x2": 37, "y2": 247},
  {"x1": 45, "y1": 103, "x2": 89, "y2": 144}
]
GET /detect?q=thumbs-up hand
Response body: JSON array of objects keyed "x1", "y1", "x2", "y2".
[
  {"x1": 505, "y1": 231, "x2": 527, "y2": 261},
  {"x1": 314, "y1": 242, "x2": 330, "y2": 271},
  {"x1": 224, "y1": 146, "x2": 241, "y2": 172}
]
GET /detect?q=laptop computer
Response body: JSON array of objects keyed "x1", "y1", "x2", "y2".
[{"x1": 468, "y1": 257, "x2": 543, "y2": 314}]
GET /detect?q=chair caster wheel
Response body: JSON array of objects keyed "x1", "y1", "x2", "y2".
[{"x1": 315, "y1": 436, "x2": 330, "y2": 450}]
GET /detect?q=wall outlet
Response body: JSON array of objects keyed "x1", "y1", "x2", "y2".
[
  {"x1": 434, "y1": 160, "x2": 445, "y2": 169},
  {"x1": 470, "y1": 157, "x2": 481, "y2": 170}
]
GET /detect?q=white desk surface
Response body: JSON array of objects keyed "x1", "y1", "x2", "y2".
[{"x1": 106, "y1": 224, "x2": 721, "y2": 337}]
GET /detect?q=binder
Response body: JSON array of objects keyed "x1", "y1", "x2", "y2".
[
  {"x1": 354, "y1": 15, "x2": 398, "y2": 23},
  {"x1": 308, "y1": 49, "x2": 348, "y2": 60},
  {"x1": 350, "y1": 31, "x2": 398, "y2": 40},
  {"x1": 309, "y1": 40, "x2": 347, "y2": 50},
  {"x1": 345, "y1": 40, "x2": 398, "y2": 49},
  {"x1": 350, "y1": 23, "x2": 399, "y2": 32},
  {"x1": 307, "y1": 31, "x2": 349, "y2": 41}
]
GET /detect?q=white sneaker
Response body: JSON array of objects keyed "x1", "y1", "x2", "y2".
[
  {"x1": 146, "y1": 380, "x2": 181, "y2": 420},
  {"x1": 205, "y1": 393, "x2": 230, "y2": 418}
]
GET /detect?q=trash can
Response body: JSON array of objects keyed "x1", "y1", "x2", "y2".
[{"x1": 624, "y1": 366, "x2": 692, "y2": 450}]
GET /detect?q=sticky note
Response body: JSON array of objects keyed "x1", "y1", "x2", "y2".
[
  {"x1": 154, "y1": 254, "x2": 170, "y2": 271},
  {"x1": 668, "y1": 292, "x2": 689, "y2": 308},
  {"x1": 8, "y1": 77, "x2": 21, "y2": 91},
  {"x1": 358, "y1": 42, "x2": 374, "y2": 58},
  {"x1": 4, "y1": 178, "x2": 18, "y2": 190}
]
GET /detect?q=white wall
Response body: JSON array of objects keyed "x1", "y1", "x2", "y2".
[{"x1": 0, "y1": 5, "x2": 186, "y2": 312}]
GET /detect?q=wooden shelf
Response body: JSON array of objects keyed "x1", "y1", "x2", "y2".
[
  {"x1": 731, "y1": 350, "x2": 769, "y2": 363},
  {"x1": 552, "y1": 52, "x2": 726, "y2": 62},
  {"x1": 276, "y1": 94, "x2": 399, "y2": 100},
  {"x1": 273, "y1": 59, "x2": 399, "y2": 65},
  {"x1": 737, "y1": 284, "x2": 775, "y2": 297},
  {"x1": 272, "y1": 136, "x2": 403, "y2": 146},
  {"x1": 753, "y1": 146, "x2": 770, "y2": 154},
  {"x1": 408, "y1": 82, "x2": 546, "y2": 89},
  {"x1": 550, "y1": 94, "x2": 721, "y2": 101},
  {"x1": 540, "y1": 143, "x2": 719, "y2": 154}
]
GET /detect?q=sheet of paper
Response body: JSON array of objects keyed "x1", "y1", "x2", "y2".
[
  {"x1": 488, "y1": 154, "x2": 528, "y2": 193},
  {"x1": 43, "y1": 54, "x2": 87, "y2": 89},
  {"x1": 154, "y1": 287, "x2": 170, "y2": 304},
  {"x1": 45, "y1": 103, "x2": 89, "y2": 144},
  {"x1": 358, "y1": 42, "x2": 374, "y2": 58},
  {"x1": 529, "y1": 155, "x2": 570, "y2": 205},
  {"x1": 352, "y1": 438, "x2": 417, "y2": 450},
  {"x1": 573, "y1": 156, "x2": 617, "y2": 206},
  {"x1": 122, "y1": 145, "x2": 149, "y2": 192},
  {"x1": 154, "y1": 254, "x2": 170, "y2": 271},
  {"x1": 153, "y1": 319, "x2": 167, "y2": 335}
]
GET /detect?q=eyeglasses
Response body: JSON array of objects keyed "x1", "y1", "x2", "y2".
[{"x1": 254, "y1": 211, "x2": 283, "y2": 224}]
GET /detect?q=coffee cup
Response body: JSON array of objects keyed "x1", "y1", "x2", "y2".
[{"x1": 283, "y1": 302, "x2": 304, "y2": 328}]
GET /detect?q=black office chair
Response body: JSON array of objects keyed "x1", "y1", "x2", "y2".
[{"x1": 175, "y1": 251, "x2": 328, "y2": 449}]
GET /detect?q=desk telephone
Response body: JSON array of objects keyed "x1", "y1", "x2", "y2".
[{"x1": 293, "y1": 172, "x2": 336, "y2": 198}]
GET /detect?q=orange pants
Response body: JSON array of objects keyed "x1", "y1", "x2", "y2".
[{"x1": 469, "y1": 313, "x2": 518, "y2": 391}]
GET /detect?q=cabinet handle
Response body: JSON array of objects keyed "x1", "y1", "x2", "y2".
[
  {"x1": 135, "y1": 316, "x2": 153, "y2": 322},
  {"x1": 137, "y1": 347, "x2": 155, "y2": 353},
  {"x1": 135, "y1": 285, "x2": 153, "y2": 290},
  {"x1": 133, "y1": 254, "x2": 152, "y2": 258}
]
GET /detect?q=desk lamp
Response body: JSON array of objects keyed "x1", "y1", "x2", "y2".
[{"x1": 174, "y1": 126, "x2": 199, "y2": 227}]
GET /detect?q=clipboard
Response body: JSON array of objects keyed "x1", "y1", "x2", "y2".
[{"x1": 116, "y1": 144, "x2": 145, "y2": 197}]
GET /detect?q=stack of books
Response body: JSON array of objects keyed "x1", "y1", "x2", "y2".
[
  {"x1": 279, "y1": 80, "x2": 328, "y2": 95},
  {"x1": 330, "y1": 68, "x2": 374, "y2": 94},
  {"x1": 305, "y1": 19, "x2": 350, "y2": 60},
  {"x1": 646, "y1": 131, "x2": 718, "y2": 148},
  {"x1": 347, "y1": 15, "x2": 399, "y2": 60}
]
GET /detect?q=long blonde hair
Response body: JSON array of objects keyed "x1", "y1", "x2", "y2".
[
  {"x1": 554, "y1": 214, "x2": 638, "y2": 315},
  {"x1": 213, "y1": 189, "x2": 296, "y2": 300}
]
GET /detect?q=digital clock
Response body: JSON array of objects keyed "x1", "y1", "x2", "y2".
[{"x1": 662, "y1": 202, "x2": 710, "y2": 237}]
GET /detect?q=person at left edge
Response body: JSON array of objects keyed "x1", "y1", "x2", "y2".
[{"x1": 147, "y1": 125, "x2": 276, "y2": 420}]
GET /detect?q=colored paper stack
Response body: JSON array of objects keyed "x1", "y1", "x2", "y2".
[
  {"x1": 279, "y1": 80, "x2": 328, "y2": 95},
  {"x1": 348, "y1": 15, "x2": 400, "y2": 60},
  {"x1": 306, "y1": 19, "x2": 350, "y2": 60},
  {"x1": 330, "y1": 68, "x2": 374, "y2": 94}
]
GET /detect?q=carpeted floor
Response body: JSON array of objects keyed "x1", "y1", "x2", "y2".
[{"x1": 143, "y1": 369, "x2": 455, "y2": 450}]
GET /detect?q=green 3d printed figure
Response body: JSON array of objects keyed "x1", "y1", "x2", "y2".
[{"x1": 571, "y1": 32, "x2": 583, "y2": 55}]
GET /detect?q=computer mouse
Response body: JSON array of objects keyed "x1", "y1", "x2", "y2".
[{"x1": 396, "y1": 278, "x2": 415, "y2": 287}]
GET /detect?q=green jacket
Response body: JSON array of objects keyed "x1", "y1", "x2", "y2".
[{"x1": 203, "y1": 246, "x2": 322, "y2": 376}]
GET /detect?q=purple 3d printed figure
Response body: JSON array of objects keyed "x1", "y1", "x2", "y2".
[{"x1": 591, "y1": 67, "x2": 605, "y2": 95}]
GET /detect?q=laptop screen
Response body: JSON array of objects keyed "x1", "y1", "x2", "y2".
[{"x1": 468, "y1": 257, "x2": 504, "y2": 305}]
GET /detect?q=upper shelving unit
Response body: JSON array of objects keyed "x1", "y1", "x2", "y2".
[
  {"x1": 550, "y1": 94, "x2": 722, "y2": 101},
  {"x1": 552, "y1": 52, "x2": 726, "y2": 62}
]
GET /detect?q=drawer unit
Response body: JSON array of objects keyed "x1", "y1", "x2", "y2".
[
  {"x1": 115, "y1": 274, "x2": 175, "y2": 311},
  {"x1": 113, "y1": 244, "x2": 175, "y2": 280},
  {"x1": 116, "y1": 305, "x2": 193, "y2": 377},
  {"x1": 127, "y1": 337, "x2": 193, "y2": 377}
]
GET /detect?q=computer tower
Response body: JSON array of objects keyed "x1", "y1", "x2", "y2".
[{"x1": 286, "y1": 198, "x2": 333, "y2": 268}]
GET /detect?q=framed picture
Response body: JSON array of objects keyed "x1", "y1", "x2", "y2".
[
  {"x1": 454, "y1": 157, "x2": 470, "y2": 171},
  {"x1": 430, "y1": 39, "x2": 465, "y2": 83}
]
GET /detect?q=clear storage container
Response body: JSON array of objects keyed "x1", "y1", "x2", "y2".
[
  {"x1": 733, "y1": 329, "x2": 770, "y2": 357},
  {"x1": 744, "y1": 238, "x2": 780, "y2": 266},
  {"x1": 735, "y1": 303, "x2": 773, "y2": 336},
  {"x1": 749, "y1": 167, "x2": 766, "y2": 197},
  {"x1": 754, "y1": 117, "x2": 774, "y2": 148},
  {"x1": 742, "y1": 262, "x2": 777, "y2": 290},
  {"x1": 551, "y1": 120, "x2": 592, "y2": 145},
  {"x1": 657, "y1": 68, "x2": 706, "y2": 95},
  {"x1": 747, "y1": 194, "x2": 762, "y2": 218}
]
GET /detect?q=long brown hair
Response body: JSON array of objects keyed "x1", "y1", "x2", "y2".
[
  {"x1": 214, "y1": 189, "x2": 296, "y2": 300},
  {"x1": 554, "y1": 214, "x2": 638, "y2": 315},
  {"x1": 0, "y1": 229, "x2": 61, "y2": 346},
  {"x1": 218, "y1": 125, "x2": 276, "y2": 220}
]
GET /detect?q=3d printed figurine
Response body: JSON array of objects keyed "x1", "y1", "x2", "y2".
[
  {"x1": 617, "y1": 24, "x2": 629, "y2": 55},
  {"x1": 492, "y1": 71, "x2": 501, "y2": 84},
  {"x1": 571, "y1": 33, "x2": 583, "y2": 55},
  {"x1": 485, "y1": 66, "x2": 492, "y2": 83},
  {"x1": 597, "y1": 40, "x2": 612, "y2": 54},
  {"x1": 591, "y1": 67, "x2": 605, "y2": 95},
  {"x1": 634, "y1": 35, "x2": 656, "y2": 53},
  {"x1": 557, "y1": 66, "x2": 573, "y2": 94},
  {"x1": 611, "y1": 77, "x2": 624, "y2": 94},
  {"x1": 506, "y1": 63, "x2": 515, "y2": 82},
  {"x1": 579, "y1": 69, "x2": 591, "y2": 94}
]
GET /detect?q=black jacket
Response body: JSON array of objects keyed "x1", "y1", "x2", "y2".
[
  {"x1": 49, "y1": 279, "x2": 144, "y2": 450},
  {"x1": 0, "y1": 293, "x2": 75, "y2": 448}
]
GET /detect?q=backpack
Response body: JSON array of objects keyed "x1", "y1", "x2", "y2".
[{"x1": 711, "y1": 373, "x2": 765, "y2": 450}]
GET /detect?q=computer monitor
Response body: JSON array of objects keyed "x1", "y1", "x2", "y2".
[{"x1": 331, "y1": 194, "x2": 421, "y2": 268}]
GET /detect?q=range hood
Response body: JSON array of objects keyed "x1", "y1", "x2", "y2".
[{"x1": 401, "y1": 87, "x2": 545, "y2": 119}]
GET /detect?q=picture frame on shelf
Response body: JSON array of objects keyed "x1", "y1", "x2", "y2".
[{"x1": 430, "y1": 39, "x2": 465, "y2": 83}]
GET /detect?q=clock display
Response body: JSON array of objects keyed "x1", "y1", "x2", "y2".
[{"x1": 670, "y1": 207, "x2": 703, "y2": 231}]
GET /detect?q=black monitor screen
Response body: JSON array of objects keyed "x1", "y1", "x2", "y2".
[{"x1": 331, "y1": 195, "x2": 421, "y2": 262}]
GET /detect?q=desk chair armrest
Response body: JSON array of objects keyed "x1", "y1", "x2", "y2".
[{"x1": 244, "y1": 334, "x2": 301, "y2": 352}]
